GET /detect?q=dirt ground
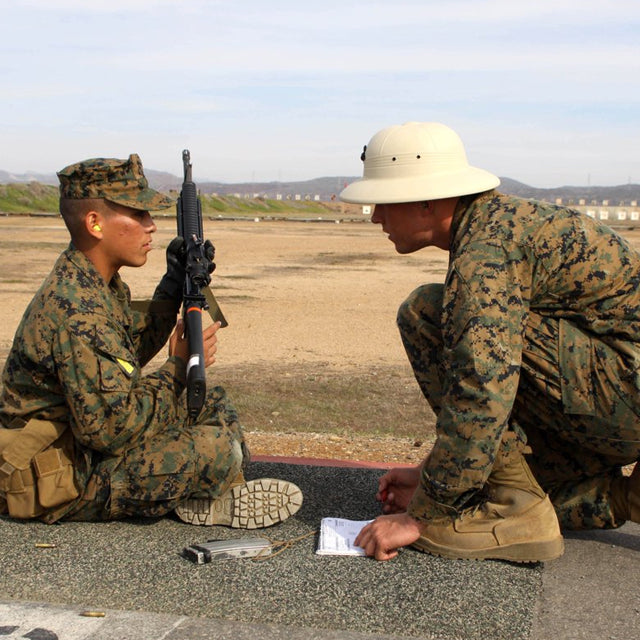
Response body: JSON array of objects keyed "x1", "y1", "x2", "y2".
[
  {"x1": 4, "y1": 216, "x2": 640, "y2": 467},
  {"x1": 0, "y1": 215, "x2": 448, "y2": 465}
]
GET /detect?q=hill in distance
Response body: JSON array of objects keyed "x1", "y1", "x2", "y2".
[{"x1": 1, "y1": 169, "x2": 639, "y2": 204}]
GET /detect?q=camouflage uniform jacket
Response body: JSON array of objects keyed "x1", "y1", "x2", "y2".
[
  {"x1": 409, "y1": 190, "x2": 640, "y2": 519},
  {"x1": 0, "y1": 244, "x2": 185, "y2": 515}
]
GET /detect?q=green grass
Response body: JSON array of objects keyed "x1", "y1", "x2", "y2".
[
  {"x1": 198, "y1": 194, "x2": 349, "y2": 219},
  {"x1": 0, "y1": 182, "x2": 361, "y2": 220},
  {"x1": 0, "y1": 184, "x2": 59, "y2": 213}
]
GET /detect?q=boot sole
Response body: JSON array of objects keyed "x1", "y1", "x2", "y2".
[
  {"x1": 175, "y1": 478, "x2": 303, "y2": 528},
  {"x1": 412, "y1": 536, "x2": 565, "y2": 563}
]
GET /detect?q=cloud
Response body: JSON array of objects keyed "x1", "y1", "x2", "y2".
[
  {"x1": 5, "y1": 0, "x2": 188, "y2": 11},
  {"x1": 1, "y1": 0, "x2": 639, "y2": 185}
]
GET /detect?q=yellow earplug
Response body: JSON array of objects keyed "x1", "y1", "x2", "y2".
[{"x1": 92, "y1": 224, "x2": 101, "y2": 231}]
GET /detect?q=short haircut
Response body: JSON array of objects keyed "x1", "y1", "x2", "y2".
[{"x1": 59, "y1": 197, "x2": 105, "y2": 240}]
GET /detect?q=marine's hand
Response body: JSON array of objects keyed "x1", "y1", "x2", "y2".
[
  {"x1": 354, "y1": 513, "x2": 424, "y2": 561},
  {"x1": 201, "y1": 321, "x2": 222, "y2": 367},
  {"x1": 155, "y1": 237, "x2": 186, "y2": 303},
  {"x1": 377, "y1": 465, "x2": 421, "y2": 514},
  {"x1": 169, "y1": 318, "x2": 187, "y2": 361},
  {"x1": 166, "y1": 236, "x2": 187, "y2": 277},
  {"x1": 169, "y1": 319, "x2": 222, "y2": 367},
  {"x1": 203, "y1": 239, "x2": 216, "y2": 274}
]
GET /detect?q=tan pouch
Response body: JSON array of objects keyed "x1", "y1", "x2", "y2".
[
  {"x1": 3, "y1": 461, "x2": 42, "y2": 518},
  {"x1": 33, "y1": 433, "x2": 78, "y2": 509},
  {"x1": 0, "y1": 416, "x2": 77, "y2": 519}
]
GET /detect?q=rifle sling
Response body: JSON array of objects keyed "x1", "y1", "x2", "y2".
[
  {"x1": 132, "y1": 287, "x2": 228, "y2": 327},
  {"x1": 203, "y1": 286, "x2": 228, "y2": 327}
]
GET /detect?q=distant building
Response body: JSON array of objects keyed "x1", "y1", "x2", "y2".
[
  {"x1": 537, "y1": 194, "x2": 640, "y2": 227},
  {"x1": 577, "y1": 202, "x2": 639, "y2": 225}
]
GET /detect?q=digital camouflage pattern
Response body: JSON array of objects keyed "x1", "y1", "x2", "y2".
[
  {"x1": 57, "y1": 154, "x2": 174, "y2": 211},
  {"x1": 0, "y1": 246, "x2": 245, "y2": 523},
  {"x1": 401, "y1": 191, "x2": 640, "y2": 529}
]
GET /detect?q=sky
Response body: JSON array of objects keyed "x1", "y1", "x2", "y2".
[{"x1": 1, "y1": 0, "x2": 639, "y2": 188}]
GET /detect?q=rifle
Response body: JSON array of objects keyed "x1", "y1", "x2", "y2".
[{"x1": 176, "y1": 149, "x2": 220, "y2": 420}]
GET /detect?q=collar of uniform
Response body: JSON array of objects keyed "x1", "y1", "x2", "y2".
[
  {"x1": 449, "y1": 189, "x2": 499, "y2": 255},
  {"x1": 63, "y1": 244, "x2": 131, "y2": 328},
  {"x1": 64, "y1": 243, "x2": 125, "y2": 290}
]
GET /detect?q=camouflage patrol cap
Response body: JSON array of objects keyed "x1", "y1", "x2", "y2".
[{"x1": 57, "y1": 153, "x2": 173, "y2": 211}]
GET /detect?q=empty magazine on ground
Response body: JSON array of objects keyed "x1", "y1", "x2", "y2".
[{"x1": 183, "y1": 537, "x2": 272, "y2": 563}]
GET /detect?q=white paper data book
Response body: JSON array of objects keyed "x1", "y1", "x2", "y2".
[{"x1": 316, "y1": 517, "x2": 373, "y2": 556}]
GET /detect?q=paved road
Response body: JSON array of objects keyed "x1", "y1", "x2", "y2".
[{"x1": 1, "y1": 461, "x2": 639, "y2": 640}]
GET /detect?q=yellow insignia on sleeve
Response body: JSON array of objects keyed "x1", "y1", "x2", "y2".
[{"x1": 116, "y1": 357, "x2": 135, "y2": 376}]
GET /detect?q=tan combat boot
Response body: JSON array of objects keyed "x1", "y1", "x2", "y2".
[
  {"x1": 611, "y1": 462, "x2": 640, "y2": 524},
  {"x1": 413, "y1": 452, "x2": 564, "y2": 562},
  {"x1": 175, "y1": 474, "x2": 303, "y2": 528}
]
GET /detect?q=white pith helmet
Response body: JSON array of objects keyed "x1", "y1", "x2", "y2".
[{"x1": 339, "y1": 121, "x2": 500, "y2": 204}]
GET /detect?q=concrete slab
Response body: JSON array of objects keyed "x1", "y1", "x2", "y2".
[
  {"x1": 1, "y1": 461, "x2": 638, "y2": 640},
  {"x1": 530, "y1": 522, "x2": 640, "y2": 640}
]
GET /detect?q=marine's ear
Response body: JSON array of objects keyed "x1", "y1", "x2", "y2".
[{"x1": 85, "y1": 211, "x2": 103, "y2": 238}]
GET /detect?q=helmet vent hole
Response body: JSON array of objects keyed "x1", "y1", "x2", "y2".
[
  {"x1": 416, "y1": 155, "x2": 421, "y2": 159},
  {"x1": 392, "y1": 157, "x2": 397, "y2": 162}
]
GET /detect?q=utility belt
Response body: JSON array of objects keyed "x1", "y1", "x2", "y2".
[{"x1": 0, "y1": 414, "x2": 79, "y2": 519}]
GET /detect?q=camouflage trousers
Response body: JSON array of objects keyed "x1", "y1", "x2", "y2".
[
  {"x1": 398, "y1": 283, "x2": 640, "y2": 530},
  {"x1": 64, "y1": 385, "x2": 246, "y2": 521}
]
